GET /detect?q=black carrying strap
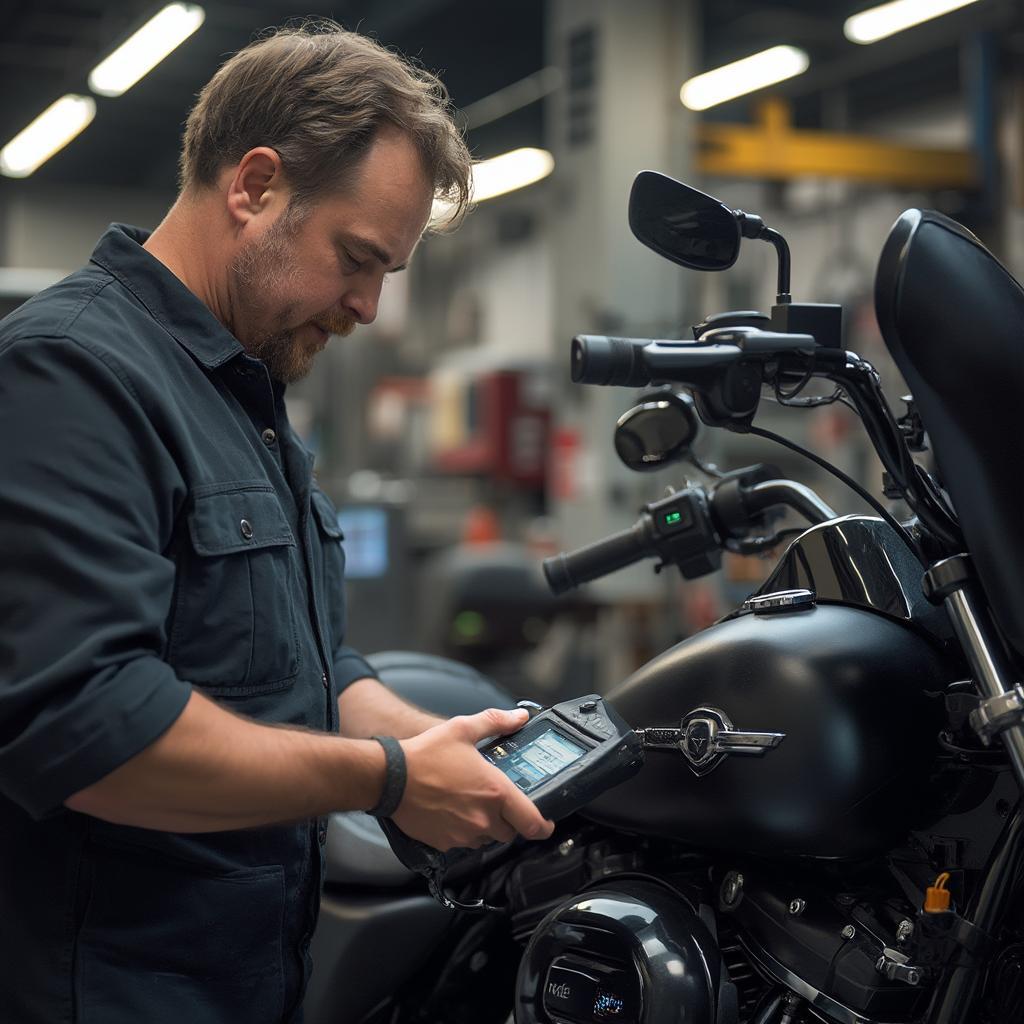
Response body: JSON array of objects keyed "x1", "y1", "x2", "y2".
[
  {"x1": 376, "y1": 816, "x2": 501, "y2": 913},
  {"x1": 367, "y1": 736, "x2": 406, "y2": 818}
]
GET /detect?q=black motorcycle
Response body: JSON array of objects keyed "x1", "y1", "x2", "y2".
[{"x1": 307, "y1": 172, "x2": 1024, "y2": 1024}]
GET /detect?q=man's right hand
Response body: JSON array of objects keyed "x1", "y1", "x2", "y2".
[{"x1": 391, "y1": 708, "x2": 555, "y2": 852}]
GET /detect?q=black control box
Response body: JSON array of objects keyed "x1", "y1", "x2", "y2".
[{"x1": 770, "y1": 302, "x2": 843, "y2": 348}]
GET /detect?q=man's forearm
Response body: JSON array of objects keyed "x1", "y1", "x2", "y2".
[
  {"x1": 337, "y1": 676, "x2": 444, "y2": 739},
  {"x1": 64, "y1": 690, "x2": 386, "y2": 832}
]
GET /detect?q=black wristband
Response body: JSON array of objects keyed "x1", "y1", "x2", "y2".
[{"x1": 368, "y1": 735, "x2": 407, "y2": 818}]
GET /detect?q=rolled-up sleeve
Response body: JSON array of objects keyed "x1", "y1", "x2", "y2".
[
  {"x1": 0, "y1": 333, "x2": 192, "y2": 819},
  {"x1": 332, "y1": 646, "x2": 379, "y2": 694}
]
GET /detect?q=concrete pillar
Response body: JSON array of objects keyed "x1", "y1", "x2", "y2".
[{"x1": 546, "y1": 0, "x2": 700, "y2": 608}]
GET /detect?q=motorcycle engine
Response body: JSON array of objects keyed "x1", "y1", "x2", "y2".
[{"x1": 513, "y1": 879, "x2": 736, "y2": 1024}]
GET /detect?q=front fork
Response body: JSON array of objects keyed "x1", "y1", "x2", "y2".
[
  {"x1": 923, "y1": 556, "x2": 1024, "y2": 787},
  {"x1": 923, "y1": 555, "x2": 1024, "y2": 1021}
]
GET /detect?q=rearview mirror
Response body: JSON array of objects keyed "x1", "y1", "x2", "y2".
[
  {"x1": 614, "y1": 390, "x2": 701, "y2": 472},
  {"x1": 628, "y1": 171, "x2": 740, "y2": 271}
]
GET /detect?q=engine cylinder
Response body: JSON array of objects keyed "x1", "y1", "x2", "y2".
[{"x1": 514, "y1": 879, "x2": 726, "y2": 1024}]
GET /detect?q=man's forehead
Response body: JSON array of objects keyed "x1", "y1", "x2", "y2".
[{"x1": 316, "y1": 134, "x2": 434, "y2": 258}]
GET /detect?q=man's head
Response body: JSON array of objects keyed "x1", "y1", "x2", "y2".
[{"x1": 176, "y1": 22, "x2": 471, "y2": 381}]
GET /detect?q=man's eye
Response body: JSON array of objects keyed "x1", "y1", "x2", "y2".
[{"x1": 341, "y1": 250, "x2": 363, "y2": 272}]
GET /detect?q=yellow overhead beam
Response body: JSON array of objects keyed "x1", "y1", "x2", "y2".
[{"x1": 697, "y1": 97, "x2": 977, "y2": 189}]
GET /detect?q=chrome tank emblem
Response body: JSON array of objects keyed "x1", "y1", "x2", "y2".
[{"x1": 638, "y1": 707, "x2": 785, "y2": 777}]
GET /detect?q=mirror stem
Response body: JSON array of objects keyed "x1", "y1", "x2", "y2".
[
  {"x1": 763, "y1": 228, "x2": 792, "y2": 304},
  {"x1": 734, "y1": 209, "x2": 792, "y2": 303}
]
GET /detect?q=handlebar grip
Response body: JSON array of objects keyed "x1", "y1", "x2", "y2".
[
  {"x1": 571, "y1": 335, "x2": 652, "y2": 386},
  {"x1": 543, "y1": 522, "x2": 651, "y2": 595},
  {"x1": 571, "y1": 334, "x2": 747, "y2": 389}
]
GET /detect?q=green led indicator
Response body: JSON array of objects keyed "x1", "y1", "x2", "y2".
[
  {"x1": 664, "y1": 511, "x2": 682, "y2": 525},
  {"x1": 453, "y1": 610, "x2": 486, "y2": 641}
]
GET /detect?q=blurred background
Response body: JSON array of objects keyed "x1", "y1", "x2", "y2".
[{"x1": 3, "y1": 0, "x2": 1023, "y2": 698}]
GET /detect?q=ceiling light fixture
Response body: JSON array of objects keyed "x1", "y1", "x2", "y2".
[
  {"x1": 471, "y1": 147, "x2": 555, "y2": 202},
  {"x1": 844, "y1": 0, "x2": 982, "y2": 44},
  {"x1": 680, "y1": 46, "x2": 810, "y2": 111},
  {"x1": 0, "y1": 95, "x2": 97, "y2": 178},
  {"x1": 88, "y1": 2, "x2": 206, "y2": 97},
  {"x1": 431, "y1": 147, "x2": 554, "y2": 226}
]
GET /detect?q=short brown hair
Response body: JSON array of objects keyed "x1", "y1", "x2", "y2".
[{"x1": 179, "y1": 21, "x2": 471, "y2": 228}]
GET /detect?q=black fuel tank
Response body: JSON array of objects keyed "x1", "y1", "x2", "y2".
[{"x1": 584, "y1": 603, "x2": 948, "y2": 860}]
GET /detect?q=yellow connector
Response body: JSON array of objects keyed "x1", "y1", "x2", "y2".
[{"x1": 924, "y1": 872, "x2": 952, "y2": 913}]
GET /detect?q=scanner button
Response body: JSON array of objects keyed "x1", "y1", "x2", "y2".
[{"x1": 579, "y1": 700, "x2": 598, "y2": 714}]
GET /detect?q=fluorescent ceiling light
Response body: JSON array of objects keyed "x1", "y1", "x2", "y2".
[
  {"x1": 88, "y1": 3, "x2": 205, "y2": 97},
  {"x1": 680, "y1": 45, "x2": 810, "y2": 111},
  {"x1": 431, "y1": 147, "x2": 554, "y2": 225},
  {"x1": 0, "y1": 95, "x2": 96, "y2": 178},
  {"x1": 844, "y1": 0, "x2": 981, "y2": 44},
  {"x1": 472, "y1": 147, "x2": 554, "y2": 202}
]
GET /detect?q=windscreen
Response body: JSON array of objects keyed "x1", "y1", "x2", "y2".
[{"x1": 876, "y1": 209, "x2": 1024, "y2": 662}]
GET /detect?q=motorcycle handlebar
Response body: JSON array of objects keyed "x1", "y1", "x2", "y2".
[
  {"x1": 570, "y1": 330, "x2": 817, "y2": 388},
  {"x1": 742, "y1": 479, "x2": 836, "y2": 525},
  {"x1": 542, "y1": 521, "x2": 652, "y2": 596},
  {"x1": 543, "y1": 476, "x2": 837, "y2": 594}
]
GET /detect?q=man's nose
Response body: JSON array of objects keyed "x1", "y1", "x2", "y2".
[{"x1": 342, "y1": 278, "x2": 382, "y2": 325}]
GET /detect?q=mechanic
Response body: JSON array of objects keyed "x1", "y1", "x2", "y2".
[{"x1": 0, "y1": 23, "x2": 554, "y2": 1024}]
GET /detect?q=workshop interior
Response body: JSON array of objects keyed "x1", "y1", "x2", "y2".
[{"x1": 3, "y1": 0, "x2": 1024, "y2": 1022}]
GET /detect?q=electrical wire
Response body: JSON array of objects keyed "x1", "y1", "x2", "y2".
[
  {"x1": 768, "y1": 353, "x2": 861, "y2": 415},
  {"x1": 838, "y1": 354, "x2": 961, "y2": 549},
  {"x1": 686, "y1": 452, "x2": 725, "y2": 479},
  {"x1": 745, "y1": 424, "x2": 921, "y2": 558},
  {"x1": 775, "y1": 363, "x2": 815, "y2": 401},
  {"x1": 766, "y1": 346, "x2": 960, "y2": 552},
  {"x1": 765, "y1": 379, "x2": 859, "y2": 414}
]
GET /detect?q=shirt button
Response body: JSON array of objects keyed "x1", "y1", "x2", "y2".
[
  {"x1": 261, "y1": 428, "x2": 277, "y2": 446},
  {"x1": 240, "y1": 518, "x2": 254, "y2": 540}
]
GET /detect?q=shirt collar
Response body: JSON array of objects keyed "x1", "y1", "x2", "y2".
[{"x1": 89, "y1": 223, "x2": 245, "y2": 370}]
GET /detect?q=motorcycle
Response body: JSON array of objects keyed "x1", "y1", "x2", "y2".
[{"x1": 305, "y1": 171, "x2": 1024, "y2": 1024}]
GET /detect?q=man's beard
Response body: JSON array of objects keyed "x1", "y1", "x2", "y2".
[{"x1": 229, "y1": 212, "x2": 356, "y2": 383}]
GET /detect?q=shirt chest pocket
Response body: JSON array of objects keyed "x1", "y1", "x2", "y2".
[{"x1": 166, "y1": 483, "x2": 300, "y2": 696}]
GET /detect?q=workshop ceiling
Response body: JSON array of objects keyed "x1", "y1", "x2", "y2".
[
  {"x1": 0, "y1": 0, "x2": 547, "y2": 191},
  {"x1": 0, "y1": 0, "x2": 1019, "y2": 192}
]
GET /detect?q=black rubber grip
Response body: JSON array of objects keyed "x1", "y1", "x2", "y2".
[
  {"x1": 571, "y1": 334, "x2": 747, "y2": 387},
  {"x1": 571, "y1": 335, "x2": 652, "y2": 386},
  {"x1": 543, "y1": 522, "x2": 650, "y2": 595}
]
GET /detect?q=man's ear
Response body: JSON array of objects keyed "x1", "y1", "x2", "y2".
[{"x1": 225, "y1": 147, "x2": 286, "y2": 227}]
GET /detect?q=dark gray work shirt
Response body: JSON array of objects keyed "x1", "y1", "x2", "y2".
[{"x1": 0, "y1": 224, "x2": 377, "y2": 1023}]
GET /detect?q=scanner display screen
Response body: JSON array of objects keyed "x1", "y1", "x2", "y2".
[{"x1": 487, "y1": 727, "x2": 587, "y2": 795}]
